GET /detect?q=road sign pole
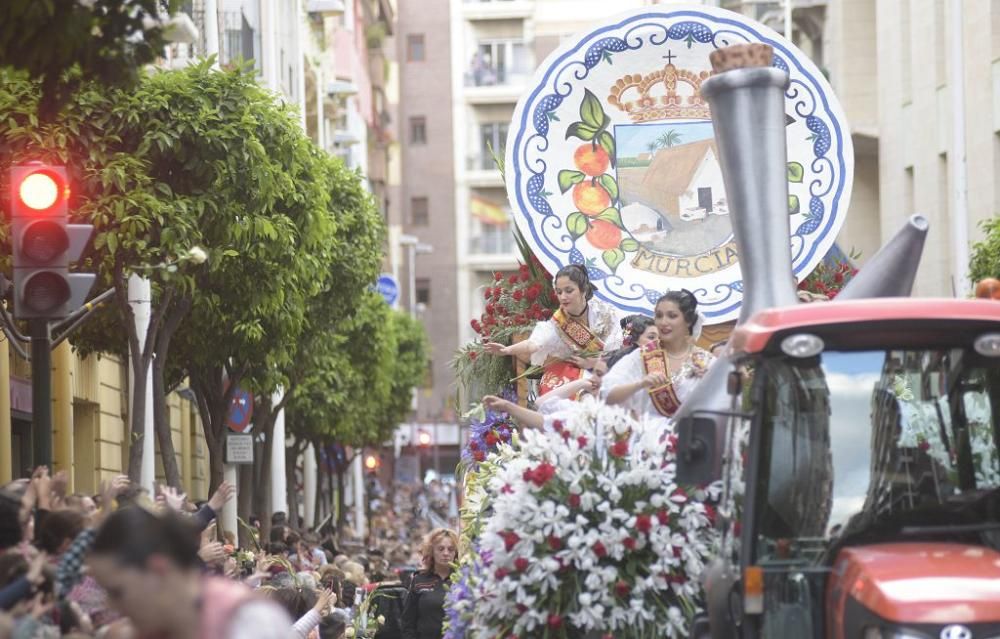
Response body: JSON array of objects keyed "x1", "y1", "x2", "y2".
[{"x1": 30, "y1": 319, "x2": 51, "y2": 468}]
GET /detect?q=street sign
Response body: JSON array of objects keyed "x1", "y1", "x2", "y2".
[
  {"x1": 376, "y1": 274, "x2": 399, "y2": 306},
  {"x1": 226, "y1": 387, "x2": 253, "y2": 433},
  {"x1": 226, "y1": 434, "x2": 254, "y2": 464}
]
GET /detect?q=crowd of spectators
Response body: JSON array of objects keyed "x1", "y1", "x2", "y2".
[{"x1": 0, "y1": 467, "x2": 457, "y2": 639}]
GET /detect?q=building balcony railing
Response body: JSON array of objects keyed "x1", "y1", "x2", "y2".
[
  {"x1": 464, "y1": 65, "x2": 530, "y2": 88},
  {"x1": 469, "y1": 231, "x2": 516, "y2": 256}
]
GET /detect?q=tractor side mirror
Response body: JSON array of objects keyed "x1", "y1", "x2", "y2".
[{"x1": 675, "y1": 415, "x2": 719, "y2": 485}]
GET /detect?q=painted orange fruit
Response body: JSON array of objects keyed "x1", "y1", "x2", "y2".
[
  {"x1": 572, "y1": 181, "x2": 611, "y2": 216},
  {"x1": 586, "y1": 219, "x2": 622, "y2": 250},
  {"x1": 573, "y1": 143, "x2": 610, "y2": 176},
  {"x1": 974, "y1": 277, "x2": 1000, "y2": 300}
]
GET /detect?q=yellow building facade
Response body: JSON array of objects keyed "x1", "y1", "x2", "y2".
[{"x1": 0, "y1": 336, "x2": 211, "y2": 501}]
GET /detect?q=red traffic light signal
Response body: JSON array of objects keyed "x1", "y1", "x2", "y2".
[
  {"x1": 9, "y1": 164, "x2": 95, "y2": 319},
  {"x1": 417, "y1": 430, "x2": 432, "y2": 447}
]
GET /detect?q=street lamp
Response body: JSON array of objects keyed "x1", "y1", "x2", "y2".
[{"x1": 398, "y1": 234, "x2": 433, "y2": 317}]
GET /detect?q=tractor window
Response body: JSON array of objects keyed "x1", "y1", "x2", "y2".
[{"x1": 754, "y1": 349, "x2": 1000, "y2": 565}]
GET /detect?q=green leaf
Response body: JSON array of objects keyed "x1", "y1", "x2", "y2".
[
  {"x1": 567, "y1": 212, "x2": 590, "y2": 239},
  {"x1": 787, "y1": 161, "x2": 805, "y2": 183},
  {"x1": 788, "y1": 194, "x2": 801, "y2": 215},
  {"x1": 597, "y1": 130, "x2": 616, "y2": 168},
  {"x1": 579, "y1": 89, "x2": 606, "y2": 129},
  {"x1": 621, "y1": 238, "x2": 639, "y2": 252},
  {"x1": 566, "y1": 122, "x2": 599, "y2": 142},
  {"x1": 602, "y1": 248, "x2": 625, "y2": 273},
  {"x1": 557, "y1": 170, "x2": 586, "y2": 194},
  {"x1": 106, "y1": 232, "x2": 118, "y2": 256},
  {"x1": 596, "y1": 207, "x2": 623, "y2": 229},
  {"x1": 597, "y1": 174, "x2": 619, "y2": 202}
]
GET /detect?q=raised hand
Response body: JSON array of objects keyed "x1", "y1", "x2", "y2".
[
  {"x1": 198, "y1": 541, "x2": 227, "y2": 566},
  {"x1": 207, "y1": 481, "x2": 236, "y2": 512},
  {"x1": 482, "y1": 395, "x2": 508, "y2": 412},
  {"x1": 157, "y1": 485, "x2": 187, "y2": 512},
  {"x1": 313, "y1": 588, "x2": 337, "y2": 616}
]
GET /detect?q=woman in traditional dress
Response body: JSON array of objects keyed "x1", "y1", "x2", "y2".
[
  {"x1": 602, "y1": 290, "x2": 713, "y2": 423},
  {"x1": 482, "y1": 264, "x2": 622, "y2": 396}
]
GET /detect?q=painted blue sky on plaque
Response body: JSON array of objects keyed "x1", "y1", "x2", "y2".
[{"x1": 504, "y1": 5, "x2": 853, "y2": 323}]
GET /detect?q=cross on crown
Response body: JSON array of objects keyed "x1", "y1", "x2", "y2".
[{"x1": 607, "y1": 53, "x2": 713, "y2": 123}]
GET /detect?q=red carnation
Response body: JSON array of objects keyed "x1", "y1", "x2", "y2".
[
  {"x1": 656, "y1": 510, "x2": 670, "y2": 525},
  {"x1": 592, "y1": 541, "x2": 607, "y2": 558},
  {"x1": 471, "y1": 319, "x2": 481, "y2": 332},
  {"x1": 474, "y1": 450, "x2": 486, "y2": 462},
  {"x1": 500, "y1": 531, "x2": 520, "y2": 551},
  {"x1": 485, "y1": 431, "x2": 499, "y2": 446},
  {"x1": 519, "y1": 264, "x2": 530, "y2": 276},
  {"x1": 514, "y1": 557, "x2": 529, "y2": 572},
  {"x1": 704, "y1": 504, "x2": 717, "y2": 524},
  {"x1": 494, "y1": 272, "x2": 503, "y2": 281},
  {"x1": 547, "y1": 535, "x2": 562, "y2": 551},
  {"x1": 546, "y1": 614, "x2": 563, "y2": 630},
  {"x1": 577, "y1": 435, "x2": 588, "y2": 448},
  {"x1": 494, "y1": 568, "x2": 509, "y2": 579},
  {"x1": 635, "y1": 514, "x2": 652, "y2": 535},
  {"x1": 469, "y1": 351, "x2": 477, "y2": 361},
  {"x1": 551, "y1": 419, "x2": 564, "y2": 433},
  {"x1": 501, "y1": 483, "x2": 513, "y2": 494},
  {"x1": 485, "y1": 303, "x2": 495, "y2": 315},
  {"x1": 610, "y1": 439, "x2": 629, "y2": 457},
  {"x1": 520, "y1": 271, "x2": 530, "y2": 282},
  {"x1": 623, "y1": 537, "x2": 637, "y2": 551},
  {"x1": 513, "y1": 289, "x2": 524, "y2": 301},
  {"x1": 526, "y1": 285, "x2": 540, "y2": 301},
  {"x1": 568, "y1": 493, "x2": 581, "y2": 508},
  {"x1": 508, "y1": 274, "x2": 518, "y2": 285},
  {"x1": 614, "y1": 580, "x2": 630, "y2": 598}
]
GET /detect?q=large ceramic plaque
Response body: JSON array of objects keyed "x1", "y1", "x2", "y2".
[{"x1": 505, "y1": 5, "x2": 853, "y2": 323}]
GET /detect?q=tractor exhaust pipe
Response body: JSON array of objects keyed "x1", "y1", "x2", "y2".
[
  {"x1": 837, "y1": 214, "x2": 929, "y2": 299},
  {"x1": 675, "y1": 44, "x2": 797, "y2": 488},
  {"x1": 700, "y1": 43, "x2": 798, "y2": 323}
]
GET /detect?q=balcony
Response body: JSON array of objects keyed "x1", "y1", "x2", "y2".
[
  {"x1": 464, "y1": 66, "x2": 530, "y2": 104},
  {"x1": 466, "y1": 155, "x2": 504, "y2": 187},
  {"x1": 468, "y1": 229, "x2": 517, "y2": 259},
  {"x1": 463, "y1": 0, "x2": 533, "y2": 20}
]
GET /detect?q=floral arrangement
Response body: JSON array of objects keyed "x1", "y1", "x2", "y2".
[
  {"x1": 463, "y1": 397, "x2": 517, "y2": 466},
  {"x1": 448, "y1": 399, "x2": 720, "y2": 639},
  {"x1": 453, "y1": 229, "x2": 559, "y2": 407},
  {"x1": 797, "y1": 251, "x2": 859, "y2": 300},
  {"x1": 345, "y1": 593, "x2": 386, "y2": 639}
]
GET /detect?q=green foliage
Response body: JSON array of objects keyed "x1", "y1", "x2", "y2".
[
  {"x1": 970, "y1": 217, "x2": 1000, "y2": 282},
  {"x1": 0, "y1": 0, "x2": 180, "y2": 119},
  {"x1": 286, "y1": 294, "x2": 429, "y2": 449}
]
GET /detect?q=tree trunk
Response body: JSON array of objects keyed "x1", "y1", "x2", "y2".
[
  {"x1": 313, "y1": 441, "x2": 323, "y2": 528},
  {"x1": 335, "y1": 465, "x2": 347, "y2": 529},
  {"x1": 285, "y1": 436, "x2": 306, "y2": 529},
  {"x1": 191, "y1": 367, "x2": 239, "y2": 496},
  {"x1": 237, "y1": 463, "x2": 253, "y2": 547},
  {"x1": 150, "y1": 297, "x2": 191, "y2": 489}
]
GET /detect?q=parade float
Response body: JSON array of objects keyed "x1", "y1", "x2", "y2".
[{"x1": 448, "y1": 5, "x2": 853, "y2": 638}]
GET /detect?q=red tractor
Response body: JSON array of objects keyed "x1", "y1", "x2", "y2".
[
  {"x1": 678, "y1": 299, "x2": 1000, "y2": 638},
  {"x1": 675, "y1": 43, "x2": 1000, "y2": 638}
]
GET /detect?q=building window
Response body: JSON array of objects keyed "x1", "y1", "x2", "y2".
[
  {"x1": 409, "y1": 116, "x2": 427, "y2": 144},
  {"x1": 416, "y1": 278, "x2": 431, "y2": 307},
  {"x1": 407, "y1": 34, "x2": 425, "y2": 61},
  {"x1": 477, "y1": 122, "x2": 508, "y2": 170},
  {"x1": 410, "y1": 196, "x2": 429, "y2": 226}
]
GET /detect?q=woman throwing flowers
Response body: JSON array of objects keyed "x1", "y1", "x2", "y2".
[
  {"x1": 602, "y1": 290, "x2": 713, "y2": 423},
  {"x1": 482, "y1": 264, "x2": 622, "y2": 396}
]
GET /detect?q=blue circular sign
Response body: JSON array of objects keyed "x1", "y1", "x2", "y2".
[
  {"x1": 227, "y1": 387, "x2": 253, "y2": 433},
  {"x1": 376, "y1": 274, "x2": 399, "y2": 306}
]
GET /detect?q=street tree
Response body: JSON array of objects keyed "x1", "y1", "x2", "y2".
[{"x1": 0, "y1": 0, "x2": 181, "y2": 119}]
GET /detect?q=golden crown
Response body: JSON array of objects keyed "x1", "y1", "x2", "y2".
[{"x1": 608, "y1": 62, "x2": 712, "y2": 123}]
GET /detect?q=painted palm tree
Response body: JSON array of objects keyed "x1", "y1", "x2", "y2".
[
  {"x1": 655, "y1": 130, "x2": 683, "y2": 149},
  {"x1": 645, "y1": 140, "x2": 659, "y2": 158}
]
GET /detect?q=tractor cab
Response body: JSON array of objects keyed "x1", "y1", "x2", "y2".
[{"x1": 686, "y1": 299, "x2": 1000, "y2": 639}]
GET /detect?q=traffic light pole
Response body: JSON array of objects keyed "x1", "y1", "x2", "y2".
[{"x1": 30, "y1": 320, "x2": 52, "y2": 468}]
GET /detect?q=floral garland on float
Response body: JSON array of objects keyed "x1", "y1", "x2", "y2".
[{"x1": 445, "y1": 399, "x2": 721, "y2": 639}]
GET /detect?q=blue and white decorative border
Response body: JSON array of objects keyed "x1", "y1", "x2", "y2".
[{"x1": 505, "y1": 5, "x2": 853, "y2": 323}]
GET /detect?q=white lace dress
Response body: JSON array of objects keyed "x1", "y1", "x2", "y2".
[
  {"x1": 525, "y1": 298, "x2": 623, "y2": 366},
  {"x1": 600, "y1": 347, "x2": 714, "y2": 425}
]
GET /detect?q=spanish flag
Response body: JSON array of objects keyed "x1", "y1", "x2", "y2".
[{"x1": 470, "y1": 195, "x2": 509, "y2": 226}]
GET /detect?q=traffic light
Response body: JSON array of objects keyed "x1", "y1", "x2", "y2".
[
  {"x1": 9, "y1": 163, "x2": 95, "y2": 319},
  {"x1": 364, "y1": 453, "x2": 380, "y2": 472},
  {"x1": 417, "y1": 430, "x2": 432, "y2": 448}
]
